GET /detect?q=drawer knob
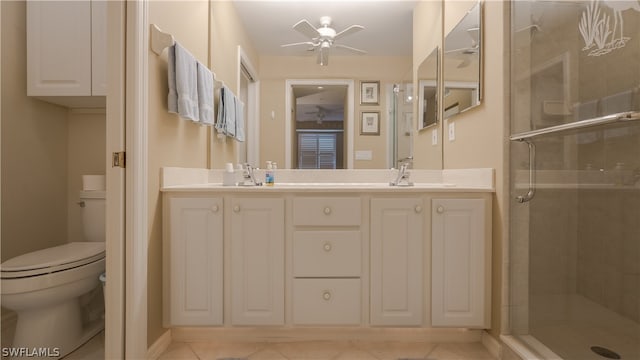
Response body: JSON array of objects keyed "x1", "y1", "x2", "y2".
[
  {"x1": 233, "y1": 205, "x2": 241, "y2": 213},
  {"x1": 322, "y1": 290, "x2": 332, "y2": 301},
  {"x1": 323, "y1": 207, "x2": 332, "y2": 215},
  {"x1": 414, "y1": 205, "x2": 422, "y2": 213},
  {"x1": 323, "y1": 242, "x2": 332, "y2": 252},
  {"x1": 436, "y1": 205, "x2": 444, "y2": 214},
  {"x1": 211, "y1": 205, "x2": 219, "y2": 213}
]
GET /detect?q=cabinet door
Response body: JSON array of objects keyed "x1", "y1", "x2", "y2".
[
  {"x1": 370, "y1": 198, "x2": 424, "y2": 326},
  {"x1": 432, "y1": 198, "x2": 489, "y2": 328},
  {"x1": 230, "y1": 198, "x2": 285, "y2": 325},
  {"x1": 168, "y1": 197, "x2": 223, "y2": 325},
  {"x1": 91, "y1": 0, "x2": 107, "y2": 95},
  {"x1": 27, "y1": 1, "x2": 92, "y2": 96}
]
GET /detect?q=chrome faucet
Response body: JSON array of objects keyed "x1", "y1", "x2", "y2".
[
  {"x1": 390, "y1": 159, "x2": 414, "y2": 187},
  {"x1": 239, "y1": 163, "x2": 262, "y2": 186}
]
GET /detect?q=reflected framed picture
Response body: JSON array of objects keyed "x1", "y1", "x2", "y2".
[
  {"x1": 360, "y1": 111, "x2": 380, "y2": 135},
  {"x1": 360, "y1": 81, "x2": 380, "y2": 105}
]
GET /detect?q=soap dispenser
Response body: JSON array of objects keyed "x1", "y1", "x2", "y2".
[{"x1": 265, "y1": 161, "x2": 274, "y2": 186}]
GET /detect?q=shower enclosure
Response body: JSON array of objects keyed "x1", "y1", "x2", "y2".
[{"x1": 509, "y1": 1, "x2": 639, "y2": 359}]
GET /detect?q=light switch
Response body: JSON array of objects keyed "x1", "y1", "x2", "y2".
[
  {"x1": 448, "y1": 122, "x2": 455, "y2": 141},
  {"x1": 432, "y1": 129, "x2": 438, "y2": 145},
  {"x1": 355, "y1": 150, "x2": 372, "y2": 160}
]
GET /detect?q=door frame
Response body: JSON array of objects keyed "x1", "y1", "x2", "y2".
[
  {"x1": 236, "y1": 45, "x2": 260, "y2": 166},
  {"x1": 284, "y1": 79, "x2": 355, "y2": 169}
]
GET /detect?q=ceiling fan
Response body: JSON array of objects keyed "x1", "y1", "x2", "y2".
[
  {"x1": 445, "y1": 27, "x2": 480, "y2": 68},
  {"x1": 281, "y1": 16, "x2": 366, "y2": 66},
  {"x1": 305, "y1": 105, "x2": 341, "y2": 124}
]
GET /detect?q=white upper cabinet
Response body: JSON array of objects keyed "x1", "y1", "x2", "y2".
[
  {"x1": 27, "y1": 0, "x2": 107, "y2": 100},
  {"x1": 431, "y1": 198, "x2": 491, "y2": 328}
]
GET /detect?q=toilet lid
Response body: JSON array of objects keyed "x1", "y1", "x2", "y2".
[{"x1": 1, "y1": 242, "x2": 105, "y2": 278}]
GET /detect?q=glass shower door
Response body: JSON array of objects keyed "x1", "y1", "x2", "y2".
[{"x1": 509, "y1": 1, "x2": 640, "y2": 359}]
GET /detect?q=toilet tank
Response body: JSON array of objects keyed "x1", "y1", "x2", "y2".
[{"x1": 80, "y1": 190, "x2": 106, "y2": 242}]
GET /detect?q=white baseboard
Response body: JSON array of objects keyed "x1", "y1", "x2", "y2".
[
  {"x1": 146, "y1": 329, "x2": 172, "y2": 360},
  {"x1": 481, "y1": 330, "x2": 502, "y2": 359},
  {"x1": 171, "y1": 327, "x2": 483, "y2": 343}
]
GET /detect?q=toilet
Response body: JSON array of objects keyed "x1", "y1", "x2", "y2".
[{"x1": 1, "y1": 187, "x2": 105, "y2": 358}]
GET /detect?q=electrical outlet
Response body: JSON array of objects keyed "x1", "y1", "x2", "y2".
[
  {"x1": 432, "y1": 129, "x2": 438, "y2": 145},
  {"x1": 448, "y1": 122, "x2": 455, "y2": 141}
]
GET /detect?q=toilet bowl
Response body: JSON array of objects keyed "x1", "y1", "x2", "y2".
[{"x1": 0, "y1": 187, "x2": 105, "y2": 358}]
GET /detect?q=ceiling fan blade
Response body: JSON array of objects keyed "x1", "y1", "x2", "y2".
[
  {"x1": 334, "y1": 44, "x2": 367, "y2": 54},
  {"x1": 317, "y1": 49, "x2": 329, "y2": 66},
  {"x1": 334, "y1": 25, "x2": 364, "y2": 40},
  {"x1": 281, "y1": 41, "x2": 316, "y2": 48},
  {"x1": 293, "y1": 19, "x2": 320, "y2": 39}
]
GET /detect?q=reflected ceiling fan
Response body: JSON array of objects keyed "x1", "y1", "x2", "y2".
[
  {"x1": 281, "y1": 16, "x2": 366, "y2": 66},
  {"x1": 305, "y1": 105, "x2": 340, "y2": 124},
  {"x1": 445, "y1": 27, "x2": 480, "y2": 68}
]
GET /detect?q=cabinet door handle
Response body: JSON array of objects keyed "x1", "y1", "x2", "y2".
[
  {"x1": 210, "y1": 205, "x2": 219, "y2": 213},
  {"x1": 323, "y1": 242, "x2": 332, "y2": 252},
  {"x1": 233, "y1": 205, "x2": 241, "y2": 213},
  {"x1": 322, "y1": 290, "x2": 332, "y2": 301},
  {"x1": 436, "y1": 205, "x2": 445, "y2": 214},
  {"x1": 414, "y1": 205, "x2": 422, "y2": 213},
  {"x1": 323, "y1": 207, "x2": 332, "y2": 215}
]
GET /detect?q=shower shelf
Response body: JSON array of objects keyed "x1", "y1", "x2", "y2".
[{"x1": 510, "y1": 111, "x2": 640, "y2": 141}]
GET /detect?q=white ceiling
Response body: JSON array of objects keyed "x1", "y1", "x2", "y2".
[{"x1": 232, "y1": 0, "x2": 418, "y2": 57}]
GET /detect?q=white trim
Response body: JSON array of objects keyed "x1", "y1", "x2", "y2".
[
  {"x1": 285, "y1": 79, "x2": 355, "y2": 169},
  {"x1": 105, "y1": 1, "x2": 126, "y2": 358},
  {"x1": 125, "y1": 1, "x2": 149, "y2": 358},
  {"x1": 237, "y1": 46, "x2": 260, "y2": 166},
  {"x1": 385, "y1": 84, "x2": 394, "y2": 168},
  {"x1": 146, "y1": 329, "x2": 172, "y2": 360},
  {"x1": 481, "y1": 331, "x2": 502, "y2": 360}
]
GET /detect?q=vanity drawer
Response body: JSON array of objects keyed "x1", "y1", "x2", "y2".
[
  {"x1": 293, "y1": 279, "x2": 361, "y2": 325},
  {"x1": 293, "y1": 231, "x2": 361, "y2": 277},
  {"x1": 293, "y1": 197, "x2": 361, "y2": 226}
]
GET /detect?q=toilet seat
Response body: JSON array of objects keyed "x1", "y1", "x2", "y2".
[{"x1": 1, "y1": 242, "x2": 105, "y2": 279}]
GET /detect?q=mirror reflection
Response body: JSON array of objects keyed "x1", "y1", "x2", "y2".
[
  {"x1": 443, "y1": 1, "x2": 482, "y2": 119},
  {"x1": 417, "y1": 47, "x2": 439, "y2": 131}
]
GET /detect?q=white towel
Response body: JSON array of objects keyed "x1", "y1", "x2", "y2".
[
  {"x1": 226, "y1": 88, "x2": 236, "y2": 137},
  {"x1": 235, "y1": 98, "x2": 245, "y2": 142},
  {"x1": 196, "y1": 61, "x2": 214, "y2": 126},
  {"x1": 215, "y1": 87, "x2": 227, "y2": 135},
  {"x1": 167, "y1": 45, "x2": 178, "y2": 113},
  {"x1": 175, "y1": 43, "x2": 199, "y2": 122}
]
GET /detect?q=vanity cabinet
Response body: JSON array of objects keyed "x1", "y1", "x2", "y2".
[
  {"x1": 431, "y1": 199, "x2": 490, "y2": 328},
  {"x1": 370, "y1": 198, "x2": 424, "y2": 326},
  {"x1": 230, "y1": 198, "x2": 285, "y2": 325},
  {"x1": 166, "y1": 197, "x2": 223, "y2": 326},
  {"x1": 292, "y1": 197, "x2": 362, "y2": 325},
  {"x1": 27, "y1": 0, "x2": 107, "y2": 100}
]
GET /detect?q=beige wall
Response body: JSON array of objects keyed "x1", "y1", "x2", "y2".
[
  {"x1": 67, "y1": 110, "x2": 106, "y2": 244},
  {"x1": 440, "y1": 1, "x2": 508, "y2": 338},
  {"x1": 1, "y1": 1, "x2": 69, "y2": 262},
  {"x1": 259, "y1": 56, "x2": 411, "y2": 169},
  {"x1": 413, "y1": 0, "x2": 443, "y2": 169},
  {"x1": 147, "y1": 0, "x2": 211, "y2": 346}
]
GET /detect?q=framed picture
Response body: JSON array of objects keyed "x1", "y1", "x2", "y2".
[
  {"x1": 360, "y1": 111, "x2": 380, "y2": 135},
  {"x1": 360, "y1": 81, "x2": 380, "y2": 105}
]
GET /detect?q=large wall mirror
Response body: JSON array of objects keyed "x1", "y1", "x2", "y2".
[
  {"x1": 443, "y1": 1, "x2": 483, "y2": 120},
  {"x1": 417, "y1": 47, "x2": 439, "y2": 131}
]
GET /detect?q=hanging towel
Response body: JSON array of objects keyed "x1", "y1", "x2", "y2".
[
  {"x1": 167, "y1": 45, "x2": 178, "y2": 113},
  {"x1": 196, "y1": 61, "x2": 214, "y2": 126},
  {"x1": 225, "y1": 88, "x2": 237, "y2": 137},
  {"x1": 215, "y1": 87, "x2": 228, "y2": 135},
  {"x1": 174, "y1": 42, "x2": 199, "y2": 121},
  {"x1": 235, "y1": 98, "x2": 245, "y2": 142}
]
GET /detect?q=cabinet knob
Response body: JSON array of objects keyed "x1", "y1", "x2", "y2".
[
  {"x1": 323, "y1": 242, "x2": 332, "y2": 252},
  {"x1": 233, "y1": 205, "x2": 240, "y2": 213},
  {"x1": 323, "y1": 207, "x2": 332, "y2": 215},
  {"x1": 436, "y1": 205, "x2": 445, "y2": 214},
  {"x1": 322, "y1": 290, "x2": 332, "y2": 301},
  {"x1": 210, "y1": 205, "x2": 219, "y2": 213},
  {"x1": 414, "y1": 205, "x2": 422, "y2": 213}
]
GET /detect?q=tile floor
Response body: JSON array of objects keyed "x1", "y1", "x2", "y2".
[{"x1": 158, "y1": 340, "x2": 496, "y2": 360}]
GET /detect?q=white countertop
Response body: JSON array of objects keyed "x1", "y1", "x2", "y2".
[{"x1": 160, "y1": 168, "x2": 495, "y2": 193}]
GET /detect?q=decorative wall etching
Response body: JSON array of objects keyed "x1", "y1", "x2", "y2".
[{"x1": 579, "y1": 0, "x2": 640, "y2": 56}]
